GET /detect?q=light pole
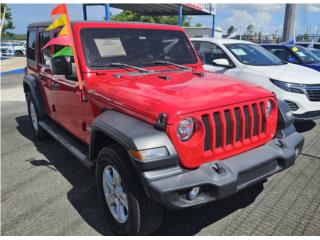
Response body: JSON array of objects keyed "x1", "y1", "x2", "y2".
[{"x1": 282, "y1": 4, "x2": 296, "y2": 42}]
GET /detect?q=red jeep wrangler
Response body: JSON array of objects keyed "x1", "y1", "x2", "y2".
[{"x1": 23, "y1": 21, "x2": 304, "y2": 235}]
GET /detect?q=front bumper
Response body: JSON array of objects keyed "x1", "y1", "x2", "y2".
[
  {"x1": 140, "y1": 131, "x2": 304, "y2": 209},
  {"x1": 274, "y1": 88, "x2": 320, "y2": 121}
]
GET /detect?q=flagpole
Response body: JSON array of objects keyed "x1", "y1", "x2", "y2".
[{"x1": 64, "y1": 5, "x2": 85, "y2": 94}]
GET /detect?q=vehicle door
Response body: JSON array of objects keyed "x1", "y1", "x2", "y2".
[
  {"x1": 193, "y1": 41, "x2": 234, "y2": 73},
  {"x1": 36, "y1": 28, "x2": 57, "y2": 119},
  {"x1": 51, "y1": 56, "x2": 93, "y2": 143}
]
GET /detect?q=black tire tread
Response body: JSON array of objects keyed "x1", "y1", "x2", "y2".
[{"x1": 96, "y1": 144, "x2": 163, "y2": 235}]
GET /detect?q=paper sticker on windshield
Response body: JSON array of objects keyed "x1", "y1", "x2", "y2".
[
  {"x1": 296, "y1": 51, "x2": 306, "y2": 57},
  {"x1": 94, "y1": 38, "x2": 127, "y2": 58},
  {"x1": 292, "y1": 47, "x2": 299, "y2": 52},
  {"x1": 230, "y1": 48, "x2": 247, "y2": 56}
]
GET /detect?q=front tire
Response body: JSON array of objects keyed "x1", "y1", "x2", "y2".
[
  {"x1": 96, "y1": 145, "x2": 164, "y2": 235},
  {"x1": 15, "y1": 50, "x2": 23, "y2": 56},
  {"x1": 26, "y1": 94, "x2": 47, "y2": 138}
]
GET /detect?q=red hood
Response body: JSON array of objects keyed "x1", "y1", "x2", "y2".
[{"x1": 89, "y1": 70, "x2": 273, "y2": 124}]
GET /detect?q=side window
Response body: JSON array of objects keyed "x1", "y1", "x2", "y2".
[
  {"x1": 269, "y1": 48, "x2": 298, "y2": 63},
  {"x1": 39, "y1": 31, "x2": 51, "y2": 65},
  {"x1": 27, "y1": 30, "x2": 36, "y2": 61},
  {"x1": 198, "y1": 42, "x2": 229, "y2": 65}
]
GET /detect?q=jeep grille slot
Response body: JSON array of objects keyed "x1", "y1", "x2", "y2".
[
  {"x1": 260, "y1": 102, "x2": 266, "y2": 133},
  {"x1": 202, "y1": 115, "x2": 211, "y2": 151},
  {"x1": 201, "y1": 101, "x2": 268, "y2": 152},
  {"x1": 243, "y1": 106, "x2": 251, "y2": 139},
  {"x1": 224, "y1": 110, "x2": 232, "y2": 145},
  {"x1": 252, "y1": 104, "x2": 259, "y2": 136},
  {"x1": 234, "y1": 108, "x2": 242, "y2": 142},
  {"x1": 213, "y1": 113, "x2": 222, "y2": 148}
]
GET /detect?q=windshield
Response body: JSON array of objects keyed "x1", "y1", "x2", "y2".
[
  {"x1": 311, "y1": 49, "x2": 320, "y2": 59},
  {"x1": 81, "y1": 28, "x2": 198, "y2": 69},
  {"x1": 225, "y1": 43, "x2": 285, "y2": 66},
  {"x1": 291, "y1": 46, "x2": 320, "y2": 64}
]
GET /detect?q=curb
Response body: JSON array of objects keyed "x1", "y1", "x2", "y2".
[{"x1": 0, "y1": 68, "x2": 25, "y2": 76}]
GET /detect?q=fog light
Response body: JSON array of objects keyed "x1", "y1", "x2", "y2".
[{"x1": 186, "y1": 187, "x2": 200, "y2": 200}]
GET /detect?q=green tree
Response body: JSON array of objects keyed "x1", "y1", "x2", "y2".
[
  {"x1": 195, "y1": 22, "x2": 203, "y2": 27},
  {"x1": 227, "y1": 25, "x2": 235, "y2": 36},
  {"x1": 1, "y1": 4, "x2": 15, "y2": 35},
  {"x1": 303, "y1": 33, "x2": 309, "y2": 41},
  {"x1": 111, "y1": 10, "x2": 191, "y2": 27},
  {"x1": 246, "y1": 24, "x2": 254, "y2": 36}
]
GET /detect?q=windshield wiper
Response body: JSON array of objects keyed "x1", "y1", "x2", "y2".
[
  {"x1": 107, "y1": 63, "x2": 151, "y2": 73},
  {"x1": 150, "y1": 61, "x2": 192, "y2": 70}
]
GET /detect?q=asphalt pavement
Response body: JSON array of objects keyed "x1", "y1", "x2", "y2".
[{"x1": 1, "y1": 74, "x2": 320, "y2": 235}]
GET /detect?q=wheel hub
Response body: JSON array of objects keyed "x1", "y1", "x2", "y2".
[
  {"x1": 102, "y1": 165, "x2": 129, "y2": 223},
  {"x1": 30, "y1": 102, "x2": 39, "y2": 131}
]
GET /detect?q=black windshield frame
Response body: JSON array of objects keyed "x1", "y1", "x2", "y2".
[{"x1": 80, "y1": 28, "x2": 198, "y2": 70}]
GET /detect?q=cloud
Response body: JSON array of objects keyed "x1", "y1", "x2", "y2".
[
  {"x1": 222, "y1": 9, "x2": 279, "y2": 34},
  {"x1": 217, "y1": 4, "x2": 284, "y2": 13},
  {"x1": 307, "y1": 4, "x2": 320, "y2": 12}
]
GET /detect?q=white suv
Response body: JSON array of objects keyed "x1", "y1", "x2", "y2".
[
  {"x1": 1, "y1": 42, "x2": 26, "y2": 56},
  {"x1": 191, "y1": 38, "x2": 320, "y2": 120}
]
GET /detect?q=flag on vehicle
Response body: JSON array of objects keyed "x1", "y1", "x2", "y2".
[
  {"x1": 50, "y1": 4, "x2": 67, "y2": 17},
  {"x1": 46, "y1": 15, "x2": 66, "y2": 31},
  {"x1": 52, "y1": 46, "x2": 73, "y2": 58},
  {"x1": 43, "y1": 35, "x2": 72, "y2": 49},
  {"x1": 43, "y1": 4, "x2": 84, "y2": 90}
]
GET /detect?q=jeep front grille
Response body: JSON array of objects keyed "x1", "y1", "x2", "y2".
[{"x1": 202, "y1": 101, "x2": 267, "y2": 152}]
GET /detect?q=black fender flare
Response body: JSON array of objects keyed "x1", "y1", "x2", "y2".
[
  {"x1": 276, "y1": 100, "x2": 297, "y2": 138},
  {"x1": 23, "y1": 74, "x2": 47, "y2": 117},
  {"x1": 89, "y1": 110, "x2": 179, "y2": 171}
]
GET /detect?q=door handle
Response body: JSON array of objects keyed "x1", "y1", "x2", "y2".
[{"x1": 51, "y1": 83, "x2": 60, "y2": 90}]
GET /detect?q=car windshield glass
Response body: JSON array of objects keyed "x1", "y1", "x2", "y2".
[
  {"x1": 291, "y1": 46, "x2": 320, "y2": 64},
  {"x1": 311, "y1": 49, "x2": 320, "y2": 58},
  {"x1": 81, "y1": 28, "x2": 198, "y2": 69},
  {"x1": 225, "y1": 43, "x2": 285, "y2": 66}
]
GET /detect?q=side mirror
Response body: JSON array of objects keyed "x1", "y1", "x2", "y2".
[
  {"x1": 212, "y1": 58, "x2": 232, "y2": 68},
  {"x1": 51, "y1": 56, "x2": 72, "y2": 75}
]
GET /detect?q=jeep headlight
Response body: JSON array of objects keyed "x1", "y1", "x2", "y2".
[
  {"x1": 270, "y1": 79, "x2": 304, "y2": 94},
  {"x1": 177, "y1": 117, "x2": 195, "y2": 141}
]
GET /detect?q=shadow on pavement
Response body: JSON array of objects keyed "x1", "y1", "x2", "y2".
[
  {"x1": 294, "y1": 120, "x2": 316, "y2": 133},
  {"x1": 155, "y1": 183, "x2": 264, "y2": 235},
  {"x1": 16, "y1": 114, "x2": 264, "y2": 236}
]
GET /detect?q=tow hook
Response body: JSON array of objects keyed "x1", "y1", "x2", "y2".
[
  {"x1": 275, "y1": 139, "x2": 287, "y2": 148},
  {"x1": 212, "y1": 162, "x2": 222, "y2": 174}
]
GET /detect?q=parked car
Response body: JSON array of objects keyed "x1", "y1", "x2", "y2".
[
  {"x1": 24, "y1": 22, "x2": 304, "y2": 235},
  {"x1": 191, "y1": 38, "x2": 320, "y2": 120},
  {"x1": 295, "y1": 41, "x2": 320, "y2": 50},
  {"x1": 261, "y1": 44, "x2": 320, "y2": 72},
  {"x1": 1, "y1": 41, "x2": 26, "y2": 56}
]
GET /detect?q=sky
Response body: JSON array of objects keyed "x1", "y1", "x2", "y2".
[{"x1": 6, "y1": 4, "x2": 320, "y2": 36}]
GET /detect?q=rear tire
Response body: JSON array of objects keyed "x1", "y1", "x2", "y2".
[
  {"x1": 96, "y1": 144, "x2": 164, "y2": 235},
  {"x1": 26, "y1": 94, "x2": 47, "y2": 139}
]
